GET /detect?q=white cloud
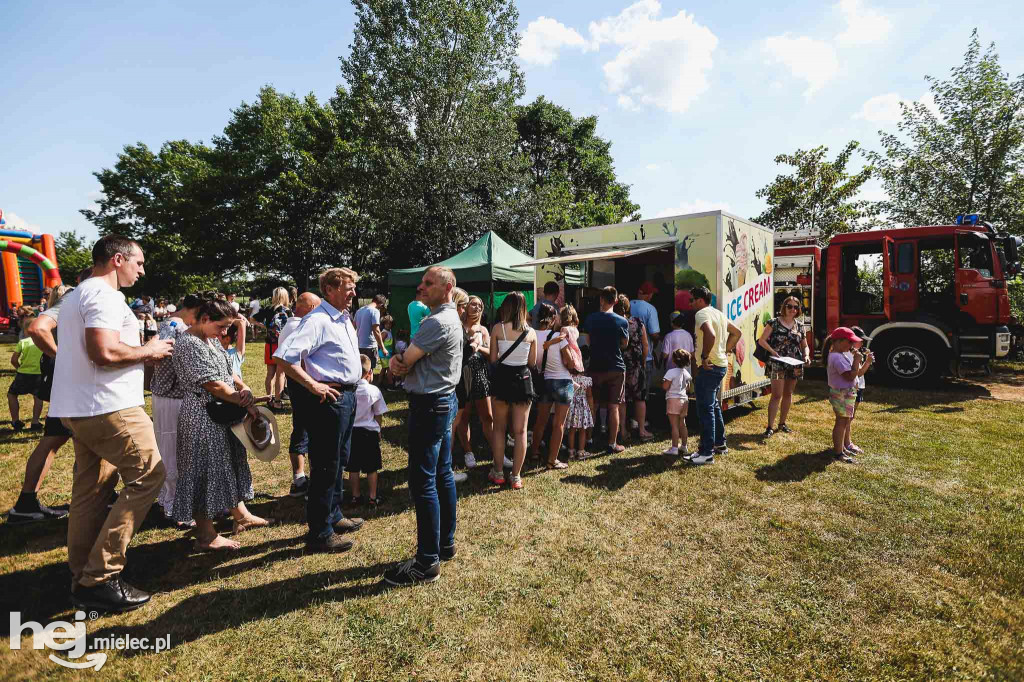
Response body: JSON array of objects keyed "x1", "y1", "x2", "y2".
[
  {"x1": 852, "y1": 92, "x2": 902, "y2": 123},
  {"x1": 835, "y1": 0, "x2": 893, "y2": 46},
  {"x1": 518, "y1": 16, "x2": 589, "y2": 66},
  {"x1": 1, "y1": 211, "x2": 45, "y2": 234},
  {"x1": 762, "y1": 35, "x2": 839, "y2": 98},
  {"x1": 853, "y1": 92, "x2": 940, "y2": 124},
  {"x1": 654, "y1": 200, "x2": 732, "y2": 218},
  {"x1": 588, "y1": 1, "x2": 718, "y2": 114}
]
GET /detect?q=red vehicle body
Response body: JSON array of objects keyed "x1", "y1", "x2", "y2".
[{"x1": 775, "y1": 221, "x2": 1021, "y2": 384}]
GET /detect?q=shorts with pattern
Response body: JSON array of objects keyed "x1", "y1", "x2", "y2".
[
  {"x1": 768, "y1": 360, "x2": 804, "y2": 381},
  {"x1": 538, "y1": 378, "x2": 574, "y2": 405},
  {"x1": 828, "y1": 388, "x2": 857, "y2": 418}
]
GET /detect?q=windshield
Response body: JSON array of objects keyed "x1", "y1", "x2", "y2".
[{"x1": 958, "y1": 233, "x2": 994, "y2": 278}]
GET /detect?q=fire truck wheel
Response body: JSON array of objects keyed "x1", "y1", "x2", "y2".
[{"x1": 875, "y1": 337, "x2": 941, "y2": 385}]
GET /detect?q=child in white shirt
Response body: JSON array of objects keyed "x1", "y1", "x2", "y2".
[
  {"x1": 348, "y1": 355, "x2": 389, "y2": 509},
  {"x1": 661, "y1": 312, "x2": 695, "y2": 369},
  {"x1": 661, "y1": 348, "x2": 692, "y2": 456}
]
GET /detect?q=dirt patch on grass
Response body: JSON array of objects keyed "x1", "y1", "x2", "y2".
[{"x1": 949, "y1": 363, "x2": 1024, "y2": 402}]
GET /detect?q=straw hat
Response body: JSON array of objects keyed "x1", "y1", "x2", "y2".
[{"x1": 230, "y1": 406, "x2": 281, "y2": 462}]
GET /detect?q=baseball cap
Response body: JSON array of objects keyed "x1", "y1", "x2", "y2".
[
  {"x1": 828, "y1": 327, "x2": 860, "y2": 343},
  {"x1": 670, "y1": 310, "x2": 683, "y2": 322},
  {"x1": 638, "y1": 281, "x2": 658, "y2": 296}
]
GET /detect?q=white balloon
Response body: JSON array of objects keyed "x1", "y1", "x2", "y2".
[{"x1": 166, "y1": 304, "x2": 177, "y2": 313}]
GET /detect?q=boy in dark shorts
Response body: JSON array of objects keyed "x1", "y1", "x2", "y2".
[{"x1": 347, "y1": 355, "x2": 388, "y2": 509}]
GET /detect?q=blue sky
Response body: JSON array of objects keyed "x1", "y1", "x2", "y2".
[{"x1": 1, "y1": 0, "x2": 1021, "y2": 241}]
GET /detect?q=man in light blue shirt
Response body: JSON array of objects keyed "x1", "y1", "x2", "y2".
[
  {"x1": 630, "y1": 281, "x2": 661, "y2": 379},
  {"x1": 355, "y1": 294, "x2": 387, "y2": 369},
  {"x1": 275, "y1": 268, "x2": 364, "y2": 554}
]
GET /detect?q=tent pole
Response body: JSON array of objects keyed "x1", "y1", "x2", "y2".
[{"x1": 489, "y1": 280, "x2": 495, "y2": 324}]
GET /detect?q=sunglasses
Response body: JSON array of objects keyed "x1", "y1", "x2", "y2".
[{"x1": 785, "y1": 304, "x2": 800, "y2": 310}]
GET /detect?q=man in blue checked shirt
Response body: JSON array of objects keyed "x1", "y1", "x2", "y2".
[{"x1": 274, "y1": 267, "x2": 365, "y2": 554}]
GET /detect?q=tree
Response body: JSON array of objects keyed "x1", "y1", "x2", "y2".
[
  {"x1": 54, "y1": 231, "x2": 93, "y2": 284},
  {"x1": 752, "y1": 141, "x2": 875, "y2": 242},
  {"x1": 514, "y1": 96, "x2": 639, "y2": 233},
  {"x1": 867, "y1": 31, "x2": 1024, "y2": 234},
  {"x1": 339, "y1": 0, "x2": 532, "y2": 263}
]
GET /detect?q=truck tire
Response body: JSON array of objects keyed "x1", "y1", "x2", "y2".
[{"x1": 873, "y1": 335, "x2": 942, "y2": 385}]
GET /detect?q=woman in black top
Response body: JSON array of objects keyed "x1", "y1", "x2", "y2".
[{"x1": 757, "y1": 295, "x2": 810, "y2": 438}]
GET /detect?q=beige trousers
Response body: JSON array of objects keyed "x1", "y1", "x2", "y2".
[{"x1": 63, "y1": 406, "x2": 164, "y2": 588}]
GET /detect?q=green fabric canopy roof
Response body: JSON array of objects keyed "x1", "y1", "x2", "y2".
[{"x1": 388, "y1": 230, "x2": 579, "y2": 287}]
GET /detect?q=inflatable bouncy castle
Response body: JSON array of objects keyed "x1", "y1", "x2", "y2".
[{"x1": 0, "y1": 209, "x2": 62, "y2": 321}]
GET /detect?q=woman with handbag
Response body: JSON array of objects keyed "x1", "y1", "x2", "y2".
[
  {"x1": 756, "y1": 295, "x2": 811, "y2": 439},
  {"x1": 488, "y1": 292, "x2": 537, "y2": 490},
  {"x1": 528, "y1": 303, "x2": 574, "y2": 470},
  {"x1": 453, "y1": 295, "x2": 494, "y2": 471},
  {"x1": 172, "y1": 298, "x2": 272, "y2": 551}
]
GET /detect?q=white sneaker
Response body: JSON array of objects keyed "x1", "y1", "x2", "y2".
[
  {"x1": 503, "y1": 456, "x2": 514, "y2": 469},
  {"x1": 464, "y1": 452, "x2": 477, "y2": 469},
  {"x1": 662, "y1": 446, "x2": 679, "y2": 456},
  {"x1": 453, "y1": 472, "x2": 468, "y2": 483},
  {"x1": 686, "y1": 453, "x2": 715, "y2": 466}
]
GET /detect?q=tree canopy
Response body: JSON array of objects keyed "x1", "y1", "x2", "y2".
[
  {"x1": 867, "y1": 31, "x2": 1024, "y2": 235},
  {"x1": 752, "y1": 141, "x2": 874, "y2": 242},
  {"x1": 81, "y1": 0, "x2": 639, "y2": 294}
]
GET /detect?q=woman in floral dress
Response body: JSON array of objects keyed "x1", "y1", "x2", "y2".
[{"x1": 172, "y1": 299, "x2": 272, "y2": 551}]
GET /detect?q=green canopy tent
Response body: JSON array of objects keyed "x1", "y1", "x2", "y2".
[{"x1": 387, "y1": 230, "x2": 580, "y2": 333}]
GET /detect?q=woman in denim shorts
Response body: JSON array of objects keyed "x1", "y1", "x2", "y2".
[{"x1": 529, "y1": 304, "x2": 574, "y2": 470}]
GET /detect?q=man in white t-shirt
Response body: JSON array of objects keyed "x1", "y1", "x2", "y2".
[
  {"x1": 50, "y1": 235, "x2": 175, "y2": 613},
  {"x1": 688, "y1": 286, "x2": 741, "y2": 466}
]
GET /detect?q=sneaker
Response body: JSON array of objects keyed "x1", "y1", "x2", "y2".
[
  {"x1": 464, "y1": 452, "x2": 477, "y2": 469},
  {"x1": 502, "y1": 456, "x2": 514, "y2": 469},
  {"x1": 686, "y1": 453, "x2": 715, "y2": 466},
  {"x1": 288, "y1": 476, "x2": 309, "y2": 498},
  {"x1": 367, "y1": 497, "x2": 381, "y2": 510},
  {"x1": 713, "y1": 444, "x2": 729, "y2": 455},
  {"x1": 453, "y1": 472, "x2": 468, "y2": 483},
  {"x1": 761, "y1": 427, "x2": 775, "y2": 439},
  {"x1": 440, "y1": 544, "x2": 456, "y2": 562},
  {"x1": 777, "y1": 423, "x2": 793, "y2": 434},
  {"x1": 383, "y1": 558, "x2": 440, "y2": 587},
  {"x1": 662, "y1": 446, "x2": 679, "y2": 456},
  {"x1": 510, "y1": 475, "x2": 523, "y2": 490},
  {"x1": 488, "y1": 469, "x2": 506, "y2": 486},
  {"x1": 7, "y1": 500, "x2": 69, "y2": 524},
  {"x1": 629, "y1": 419, "x2": 639, "y2": 431}
]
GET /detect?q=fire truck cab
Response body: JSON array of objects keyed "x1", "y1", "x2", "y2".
[{"x1": 776, "y1": 216, "x2": 1021, "y2": 384}]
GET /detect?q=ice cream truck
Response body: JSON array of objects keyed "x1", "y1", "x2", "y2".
[{"x1": 517, "y1": 211, "x2": 776, "y2": 409}]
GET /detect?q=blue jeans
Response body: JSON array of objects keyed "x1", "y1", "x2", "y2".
[
  {"x1": 287, "y1": 377, "x2": 310, "y2": 455},
  {"x1": 694, "y1": 365, "x2": 728, "y2": 456},
  {"x1": 305, "y1": 390, "x2": 356, "y2": 541},
  {"x1": 407, "y1": 391, "x2": 458, "y2": 566}
]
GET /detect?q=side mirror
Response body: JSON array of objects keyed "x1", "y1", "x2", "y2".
[{"x1": 1004, "y1": 236, "x2": 1022, "y2": 277}]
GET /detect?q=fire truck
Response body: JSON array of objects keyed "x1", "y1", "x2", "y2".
[{"x1": 773, "y1": 215, "x2": 1022, "y2": 384}]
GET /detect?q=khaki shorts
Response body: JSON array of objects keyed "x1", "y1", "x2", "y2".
[{"x1": 666, "y1": 398, "x2": 689, "y2": 415}]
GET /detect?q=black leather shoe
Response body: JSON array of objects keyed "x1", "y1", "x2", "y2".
[
  {"x1": 305, "y1": 534, "x2": 354, "y2": 553},
  {"x1": 440, "y1": 544, "x2": 456, "y2": 562},
  {"x1": 71, "y1": 577, "x2": 151, "y2": 613}
]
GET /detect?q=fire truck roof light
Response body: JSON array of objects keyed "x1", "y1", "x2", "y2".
[{"x1": 955, "y1": 213, "x2": 981, "y2": 226}]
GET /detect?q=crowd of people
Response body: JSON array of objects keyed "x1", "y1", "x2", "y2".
[{"x1": 3, "y1": 234, "x2": 878, "y2": 612}]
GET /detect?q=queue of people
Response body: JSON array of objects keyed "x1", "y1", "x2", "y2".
[{"x1": 3, "y1": 242, "x2": 880, "y2": 612}]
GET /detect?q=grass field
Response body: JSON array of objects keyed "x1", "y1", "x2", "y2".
[{"x1": 1, "y1": 343, "x2": 1022, "y2": 680}]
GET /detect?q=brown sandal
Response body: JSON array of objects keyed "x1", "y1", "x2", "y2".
[{"x1": 546, "y1": 460, "x2": 569, "y2": 470}]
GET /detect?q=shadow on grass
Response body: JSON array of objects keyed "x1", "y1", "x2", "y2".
[
  {"x1": 754, "y1": 449, "x2": 834, "y2": 483},
  {"x1": 561, "y1": 452, "x2": 690, "y2": 491},
  {"x1": 88, "y1": 562, "x2": 392, "y2": 655}
]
